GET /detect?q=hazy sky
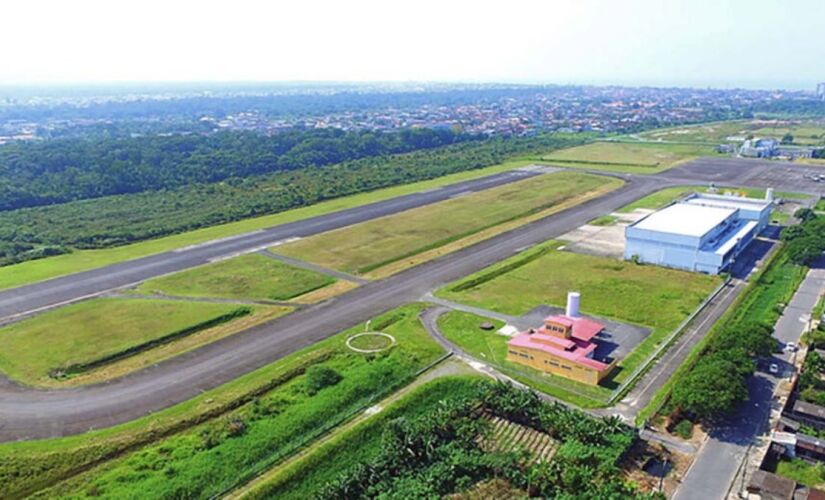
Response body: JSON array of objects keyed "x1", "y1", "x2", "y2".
[{"x1": 4, "y1": 0, "x2": 824, "y2": 89}]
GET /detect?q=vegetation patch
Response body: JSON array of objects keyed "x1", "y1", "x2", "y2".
[
  {"x1": 589, "y1": 214, "x2": 619, "y2": 226},
  {"x1": 277, "y1": 171, "x2": 619, "y2": 275},
  {"x1": 0, "y1": 298, "x2": 248, "y2": 386},
  {"x1": 775, "y1": 458, "x2": 825, "y2": 488},
  {"x1": 136, "y1": 253, "x2": 335, "y2": 301},
  {"x1": 248, "y1": 380, "x2": 649, "y2": 499},
  {"x1": 4, "y1": 304, "x2": 445, "y2": 499}
]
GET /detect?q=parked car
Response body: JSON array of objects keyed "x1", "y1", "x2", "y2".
[
  {"x1": 785, "y1": 342, "x2": 798, "y2": 352},
  {"x1": 769, "y1": 363, "x2": 780, "y2": 374}
]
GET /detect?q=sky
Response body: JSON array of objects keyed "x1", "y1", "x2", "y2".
[{"x1": 3, "y1": 0, "x2": 824, "y2": 90}]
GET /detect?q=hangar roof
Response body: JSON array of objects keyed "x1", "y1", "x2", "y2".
[{"x1": 632, "y1": 203, "x2": 736, "y2": 237}]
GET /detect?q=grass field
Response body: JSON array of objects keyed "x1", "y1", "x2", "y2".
[
  {"x1": 437, "y1": 242, "x2": 720, "y2": 392},
  {"x1": 0, "y1": 158, "x2": 546, "y2": 292},
  {"x1": 0, "y1": 298, "x2": 255, "y2": 386},
  {"x1": 242, "y1": 376, "x2": 483, "y2": 499},
  {"x1": 1, "y1": 303, "x2": 445, "y2": 499},
  {"x1": 277, "y1": 171, "x2": 620, "y2": 275},
  {"x1": 540, "y1": 142, "x2": 713, "y2": 174},
  {"x1": 136, "y1": 254, "x2": 335, "y2": 301},
  {"x1": 637, "y1": 121, "x2": 750, "y2": 143}
]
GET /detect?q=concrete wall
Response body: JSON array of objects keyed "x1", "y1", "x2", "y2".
[{"x1": 506, "y1": 347, "x2": 612, "y2": 385}]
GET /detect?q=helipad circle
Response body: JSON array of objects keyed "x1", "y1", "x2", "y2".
[{"x1": 346, "y1": 332, "x2": 396, "y2": 353}]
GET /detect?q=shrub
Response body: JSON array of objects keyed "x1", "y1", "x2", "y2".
[
  {"x1": 672, "y1": 419, "x2": 693, "y2": 439},
  {"x1": 304, "y1": 366, "x2": 343, "y2": 395}
]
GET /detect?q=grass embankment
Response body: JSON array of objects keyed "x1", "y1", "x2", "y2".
[
  {"x1": 0, "y1": 298, "x2": 263, "y2": 386},
  {"x1": 0, "y1": 158, "x2": 543, "y2": 292},
  {"x1": 241, "y1": 376, "x2": 484, "y2": 499},
  {"x1": 436, "y1": 241, "x2": 720, "y2": 404},
  {"x1": 0, "y1": 304, "x2": 446, "y2": 499},
  {"x1": 588, "y1": 215, "x2": 619, "y2": 226},
  {"x1": 136, "y1": 253, "x2": 335, "y2": 301},
  {"x1": 540, "y1": 141, "x2": 713, "y2": 174},
  {"x1": 277, "y1": 171, "x2": 620, "y2": 276},
  {"x1": 636, "y1": 247, "x2": 806, "y2": 424}
]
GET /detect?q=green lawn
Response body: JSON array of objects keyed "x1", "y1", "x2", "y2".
[
  {"x1": 245, "y1": 376, "x2": 484, "y2": 499},
  {"x1": 540, "y1": 141, "x2": 714, "y2": 174},
  {"x1": 0, "y1": 298, "x2": 247, "y2": 385},
  {"x1": 2, "y1": 303, "x2": 446, "y2": 499},
  {"x1": 277, "y1": 171, "x2": 620, "y2": 275},
  {"x1": 437, "y1": 310, "x2": 610, "y2": 406},
  {"x1": 816, "y1": 199, "x2": 825, "y2": 211},
  {"x1": 776, "y1": 458, "x2": 825, "y2": 488},
  {"x1": 437, "y1": 242, "x2": 721, "y2": 390},
  {"x1": 136, "y1": 254, "x2": 335, "y2": 301},
  {"x1": 0, "y1": 159, "x2": 541, "y2": 292}
]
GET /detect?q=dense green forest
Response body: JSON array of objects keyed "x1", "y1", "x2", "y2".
[
  {"x1": 0, "y1": 128, "x2": 471, "y2": 211},
  {"x1": 0, "y1": 134, "x2": 587, "y2": 266}
]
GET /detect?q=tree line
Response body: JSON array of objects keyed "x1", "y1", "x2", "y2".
[{"x1": 0, "y1": 127, "x2": 473, "y2": 211}]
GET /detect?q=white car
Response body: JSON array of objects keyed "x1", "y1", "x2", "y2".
[
  {"x1": 769, "y1": 363, "x2": 780, "y2": 374},
  {"x1": 785, "y1": 342, "x2": 798, "y2": 352}
]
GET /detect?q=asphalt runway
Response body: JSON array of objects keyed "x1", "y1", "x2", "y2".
[
  {"x1": 0, "y1": 169, "x2": 540, "y2": 322},
  {"x1": 1, "y1": 156, "x2": 823, "y2": 441}
]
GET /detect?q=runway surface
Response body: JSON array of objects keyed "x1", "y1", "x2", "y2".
[{"x1": 0, "y1": 156, "x2": 823, "y2": 441}]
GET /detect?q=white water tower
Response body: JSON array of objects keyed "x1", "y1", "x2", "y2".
[{"x1": 566, "y1": 292, "x2": 581, "y2": 318}]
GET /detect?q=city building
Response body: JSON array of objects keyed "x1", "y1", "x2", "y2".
[
  {"x1": 624, "y1": 192, "x2": 772, "y2": 274},
  {"x1": 817, "y1": 82, "x2": 825, "y2": 101},
  {"x1": 506, "y1": 292, "x2": 615, "y2": 385}
]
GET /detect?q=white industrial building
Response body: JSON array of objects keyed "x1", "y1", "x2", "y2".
[{"x1": 624, "y1": 191, "x2": 773, "y2": 274}]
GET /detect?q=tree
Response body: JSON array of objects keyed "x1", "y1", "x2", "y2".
[
  {"x1": 782, "y1": 132, "x2": 794, "y2": 145},
  {"x1": 671, "y1": 354, "x2": 749, "y2": 420},
  {"x1": 303, "y1": 365, "x2": 342, "y2": 395}
]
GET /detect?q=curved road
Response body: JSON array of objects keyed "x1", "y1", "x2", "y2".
[{"x1": 1, "y1": 157, "x2": 823, "y2": 441}]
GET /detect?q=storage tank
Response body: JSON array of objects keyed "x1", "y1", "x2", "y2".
[{"x1": 566, "y1": 292, "x2": 580, "y2": 318}]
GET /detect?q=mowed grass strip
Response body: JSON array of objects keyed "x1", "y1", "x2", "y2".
[
  {"x1": 438, "y1": 242, "x2": 720, "y2": 386},
  {"x1": 277, "y1": 171, "x2": 618, "y2": 275},
  {"x1": 136, "y1": 254, "x2": 335, "y2": 302},
  {"x1": 541, "y1": 141, "x2": 713, "y2": 174},
  {"x1": 0, "y1": 298, "x2": 244, "y2": 385}
]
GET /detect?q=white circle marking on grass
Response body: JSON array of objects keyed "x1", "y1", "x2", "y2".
[{"x1": 346, "y1": 332, "x2": 396, "y2": 353}]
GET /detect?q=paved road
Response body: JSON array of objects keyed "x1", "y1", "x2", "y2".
[
  {"x1": 1, "y1": 157, "x2": 824, "y2": 441},
  {"x1": 674, "y1": 256, "x2": 825, "y2": 500},
  {"x1": 0, "y1": 169, "x2": 540, "y2": 322}
]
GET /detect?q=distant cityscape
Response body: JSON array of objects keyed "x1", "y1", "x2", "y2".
[{"x1": 1, "y1": 83, "x2": 824, "y2": 143}]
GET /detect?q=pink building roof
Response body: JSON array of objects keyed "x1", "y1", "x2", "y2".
[{"x1": 543, "y1": 314, "x2": 604, "y2": 342}]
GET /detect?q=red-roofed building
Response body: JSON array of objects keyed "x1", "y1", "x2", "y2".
[{"x1": 506, "y1": 293, "x2": 615, "y2": 385}]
